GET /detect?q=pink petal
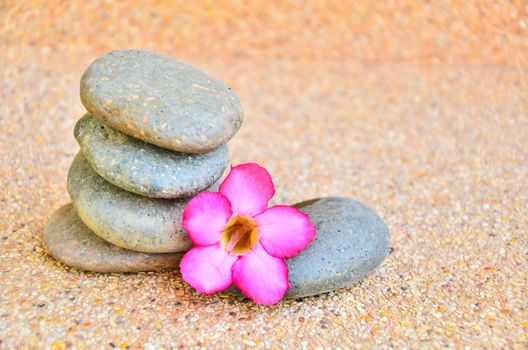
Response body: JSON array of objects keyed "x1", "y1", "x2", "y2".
[
  {"x1": 182, "y1": 191, "x2": 233, "y2": 246},
  {"x1": 232, "y1": 244, "x2": 289, "y2": 305},
  {"x1": 219, "y1": 163, "x2": 275, "y2": 217},
  {"x1": 255, "y1": 205, "x2": 316, "y2": 258},
  {"x1": 180, "y1": 245, "x2": 238, "y2": 294}
]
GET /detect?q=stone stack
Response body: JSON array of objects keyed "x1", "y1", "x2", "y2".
[
  {"x1": 44, "y1": 50, "x2": 243, "y2": 272},
  {"x1": 45, "y1": 49, "x2": 391, "y2": 299}
]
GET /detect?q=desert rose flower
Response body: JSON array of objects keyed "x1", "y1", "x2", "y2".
[{"x1": 179, "y1": 163, "x2": 316, "y2": 305}]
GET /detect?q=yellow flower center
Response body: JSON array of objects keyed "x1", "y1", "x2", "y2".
[{"x1": 220, "y1": 215, "x2": 258, "y2": 255}]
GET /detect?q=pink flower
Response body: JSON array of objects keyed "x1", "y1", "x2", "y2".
[{"x1": 179, "y1": 163, "x2": 316, "y2": 305}]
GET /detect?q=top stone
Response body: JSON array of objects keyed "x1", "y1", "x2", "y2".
[{"x1": 80, "y1": 49, "x2": 243, "y2": 154}]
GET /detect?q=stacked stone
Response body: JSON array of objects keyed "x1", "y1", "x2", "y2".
[
  {"x1": 45, "y1": 49, "x2": 391, "y2": 299},
  {"x1": 44, "y1": 50, "x2": 243, "y2": 273}
]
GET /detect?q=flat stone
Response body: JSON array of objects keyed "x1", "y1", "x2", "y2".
[
  {"x1": 43, "y1": 204, "x2": 183, "y2": 273},
  {"x1": 80, "y1": 49, "x2": 243, "y2": 154},
  {"x1": 226, "y1": 197, "x2": 390, "y2": 299},
  {"x1": 284, "y1": 197, "x2": 390, "y2": 298},
  {"x1": 74, "y1": 114, "x2": 229, "y2": 198},
  {"x1": 68, "y1": 153, "x2": 219, "y2": 253}
]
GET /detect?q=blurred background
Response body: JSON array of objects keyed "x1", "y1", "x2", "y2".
[
  {"x1": 1, "y1": 1, "x2": 527, "y2": 348},
  {"x1": 4, "y1": 1, "x2": 527, "y2": 64}
]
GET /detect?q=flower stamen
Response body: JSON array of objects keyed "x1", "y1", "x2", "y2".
[{"x1": 221, "y1": 216, "x2": 258, "y2": 255}]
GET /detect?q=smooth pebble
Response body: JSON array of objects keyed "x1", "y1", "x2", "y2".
[
  {"x1": 74, "y1": 114, "x2": 229, "y2": 198},
  {"x1": 44, "y1": 204, "x2": 183, "y2": 273},
  {"x1": 285, "y1": 197, "x2": 390, "y2": 298},
  {"x1": 67, "y1": 153, "x2": 219, "y2": 253},
  {"x1": 80, "y1": 49, "x2": 243, "y2": 153}
]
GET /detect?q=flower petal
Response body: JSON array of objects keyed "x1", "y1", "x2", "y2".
[
  {"x1": 180, "y1": 245, "x2": 238, "y2": 294},
  {"x1": 219, "y1": 163, "x2": 275, "y2": 217},
  {"x1": 182, "y1": 191, "x2": 233, "y2": 246},
  {"x1": 255, "y1": 205, "x2": 316, "y2": 258},
  {"x1": 232, "y1": 244, "x2": 289, "y2": 305}
]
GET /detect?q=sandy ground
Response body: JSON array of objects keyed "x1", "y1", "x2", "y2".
[{"x1": 1, "y1": 1, "x2": 527, "y2": 348}]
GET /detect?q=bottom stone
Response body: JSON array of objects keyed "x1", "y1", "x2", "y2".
[{"x1": 43, "y1": 204, "x2": 183, "y2": 273}]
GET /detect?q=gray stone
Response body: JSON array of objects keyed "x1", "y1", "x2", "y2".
[
  {"x1": 43, "y1": 204, "x2": 183, "y2": 273},
  {"x1": 80, "y1": 49, "x2": 243, "y2": 154},
  {"x1": 227, "y1": 197, "x2": 389, "y2": 299},
  {"x1": 67, "y1": 153, "x2": 219, "y2": 253},
  {"x1": 74, "y1": 114, "x2": 229, "y2": 198},
  {"x1": 284, "y1": 197, "x2": 390, "y2": 298}
]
